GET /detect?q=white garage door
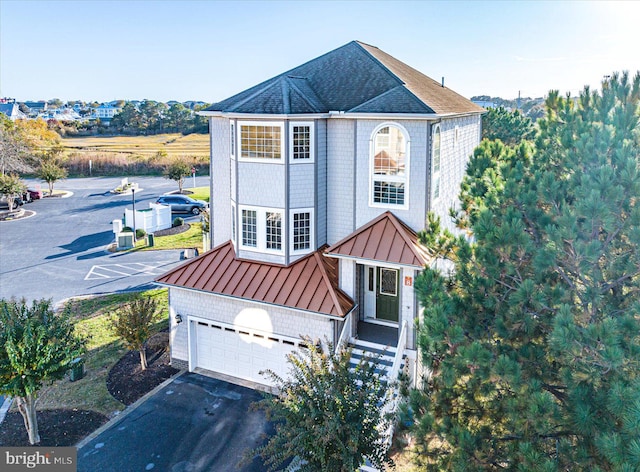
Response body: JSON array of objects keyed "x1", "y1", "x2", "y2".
[{"x1": 192, "y1": 320, "x2": 302, "y2": 386}]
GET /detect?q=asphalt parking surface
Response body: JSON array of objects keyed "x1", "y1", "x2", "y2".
[
  {"x1": 77, "y1": 372, "x2": 273, "y2": 472},
  {"x1": 0, "y1": 176, "x2": 209, "y2": 304}
]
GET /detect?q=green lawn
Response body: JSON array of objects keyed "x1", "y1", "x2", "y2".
[
  {"x1": 124, "y1": 222, "x2": 204, "y2": 252},
  {"x1": 35, "y1": 290, "x2": 169, "y2": 416},
  {"x1": 185, "y1": 186, "x2": 210, "y2": 202}
]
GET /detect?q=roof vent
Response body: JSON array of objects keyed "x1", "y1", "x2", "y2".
[{"x1": 441, "y1": 77, "x2": 445, "y2": 88}]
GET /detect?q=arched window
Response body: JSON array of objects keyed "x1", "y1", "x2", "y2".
[
  {"x1": 370, "y1": 124, "x2": 409, "y2": 207},
  {"x1": 432, "y1": 124, "x2": 441, "y2": 200}
]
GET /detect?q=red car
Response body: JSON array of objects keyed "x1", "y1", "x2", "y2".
[{"x1": 27, "y1": 189, "x2": 43, "y2": 200}]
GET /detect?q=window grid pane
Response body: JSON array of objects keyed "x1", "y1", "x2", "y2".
[
  {"x1": 266, "y1": 212, "x2": 282, "y2": 250},
  {"x1": 242, "y1": 210, "x2": 257, "y2": 247},
  {"x1": 380, "y1": 269, "x2": 397, "y2": 296},
  {"x1": 293, "y1": 212, "x2": 311, "y2": 250},
  {"x1": 373, "y1": 181, "x2": 405, "y2": 205},
  {"x1": 292, "y1": 126, "x2": 311, "y2": 160},
  {"x1": 374, "y1": 126, "x2": 405, "y2": 176},
  {"x1": 240, "y1": 125, "x2": 281, "y2": 159}
]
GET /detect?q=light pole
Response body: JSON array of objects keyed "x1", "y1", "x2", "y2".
[{"x1": 131, "y1": 188, "x2": 136, "y2": 242}]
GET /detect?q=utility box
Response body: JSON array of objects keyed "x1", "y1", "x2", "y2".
[
  {"x1": 117, "y1": 232, "x2": 134, "y2": 249},
  {"x1": 69, "y1": 358, "x2": 84, "y2": 382},
  {"x1": 147, "y1": 233, "x2": 155, "y2": 247},
  {"x1": 112, "y1": 219, "x2": 123, "y2": 234}
]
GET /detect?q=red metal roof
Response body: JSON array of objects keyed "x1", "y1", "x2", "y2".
[
  {"x1": 326, "y1": 212, "x2": 431, "y2": 268},
  {"x1": 155, "y1": 242, "x2": 354, "y2": 318}
]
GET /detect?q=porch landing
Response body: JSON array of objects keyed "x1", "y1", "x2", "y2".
[{"x1": 356, "y1": 321, "x2": 398, "y2": 347}]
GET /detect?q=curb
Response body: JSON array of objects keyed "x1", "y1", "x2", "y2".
[{"x1": 75, "y1": 369, "x2": 185, "y2": 450}]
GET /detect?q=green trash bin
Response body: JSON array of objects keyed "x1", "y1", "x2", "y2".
[
  {"x1": 147, "y1": 233, "x2": 155, "y2": 247},
  {"x1": 69, "y1": 358, "x2": 84, "y2": 382}
]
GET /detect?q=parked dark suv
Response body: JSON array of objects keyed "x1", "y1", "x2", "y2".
[
  {"x1": 155, "y1": 195, "x2": 208, "y2": 215},
  {"x1": 0, "y1": 195, "x2": 24, "y2": 210}
]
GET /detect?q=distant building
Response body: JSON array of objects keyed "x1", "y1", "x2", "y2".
[
  {"x1": 94, "y1": 103, "x2": 122, "y2": 122},
  {"x1": 0, "y1": 99, "x2": 26, "y2": 120},
  {"x1": 23, "y1": 101, "x2": 48, "y2": 116},
  {"x1": 471, "y1": 99, "x2": 497, "y2": 109},
  {"x1": 42, "y1": 108, "x2": 83, "y2": 121}
]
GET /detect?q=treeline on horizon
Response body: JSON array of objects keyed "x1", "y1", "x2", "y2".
[{"x1": 41, "y1": 100, "x2": 211, "y2": 138}]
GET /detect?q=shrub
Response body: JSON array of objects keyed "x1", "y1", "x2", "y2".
[
  {"x1": 172, "y1": 217, "x2": 184, "y2": 227},
  {"x1": 122, "y1": 226, "x2": 133, "y2": 232},
  {"x1": 135, "y1": 228, "x2": 146, "y2": 239}
]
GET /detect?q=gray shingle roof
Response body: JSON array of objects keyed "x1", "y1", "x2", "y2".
[{"x1": 206, "y1": 41, "x2": 483, "y2": 116}]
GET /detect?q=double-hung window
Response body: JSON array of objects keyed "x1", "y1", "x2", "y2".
[
  {"x1": 289, "y1": 122, "x2": 314, "y2": 162},
  {"x1": 290, "y1": 209, "x2": 314, "y2": 254},
  {"x1": 370, "y1": 124, "x2": 409, "y2": 208},
  {"x1": 239, "y1": 122, "x2": 284, "y2": 162},
  {"x1": 266, "y1": 212, "x2": 282, "y2": 250},
  {"x1": 239, "y1": 206, "x2": 284, "y2": 254},
  {"x1": 241, "y1": 209, "x2": 257, "y2": 247}
]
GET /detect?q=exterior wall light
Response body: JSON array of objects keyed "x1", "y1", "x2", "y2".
[{"x1": 175, "y1": 314, "x2": 183, "y2": 324}]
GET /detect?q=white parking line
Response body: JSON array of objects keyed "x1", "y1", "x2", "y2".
[{"x1": 85, "y1": 262, "x2": 173, "y2": 280}]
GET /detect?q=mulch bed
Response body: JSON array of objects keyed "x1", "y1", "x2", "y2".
[
  {"x1": 0, "y1": 409, "x2": 108, "y2": 447},
  {"x1": 0, "y1": 331, "x2": 178, "y2": 446},
  {"x1": 152, "y1": 223, "x2": 191, "y2": 237},
  {"x1": 106, "y1": 331, "x2": 179, "y2": 405}
]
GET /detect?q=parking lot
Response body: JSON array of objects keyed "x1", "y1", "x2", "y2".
[{"x1": 0, "y1": 176, "x2": 209, "y2": 304}]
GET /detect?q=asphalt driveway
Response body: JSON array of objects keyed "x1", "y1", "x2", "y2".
[{"x1": 78, "y1": 372, "x2": 273, "y2": 472}]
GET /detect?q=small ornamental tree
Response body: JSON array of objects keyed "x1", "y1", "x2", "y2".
[
  {"x1": 110, "y1": 296, "x2": 158, "y2": 370},
  {"x1": 0, "y1": 173, "x2": 27, "y2": 211},
  {"x1": 0, "y1": 299, "x2": 86, "y2": 445},
  {"x1": 256, "y1": 338, "x2": 394, "y2": 472},
  {"x1": 164, "y1": 159, "x2": 191, "y2": 193},
  {"x1": 37, "y1": 161, "x2": 67, "y2": 196}
]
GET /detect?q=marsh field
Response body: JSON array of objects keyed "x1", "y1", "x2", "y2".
[{"x1": 60, "y1": 133, "x2": 210, "y2": 176}]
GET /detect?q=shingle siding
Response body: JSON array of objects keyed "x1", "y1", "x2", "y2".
[
  {"x1": 327, "y1": 119, "x2": 356, "y2": 243},
  {"x1": 168, "y1": 287, "x2": 334, "y2": 364},
  {"x1": 211, "y1": 117, "x2": 232, "y2": 247},
  {"x1": 237, "y1": 162, "x2": 286, "y2": 208},
  {"x1": 429, "y1": 115, "x2": 481, "y2": 234},
  {"x1": 316, "y1": 120, "x2": 328, "y2": 247},
  {"x1": 289, "y1": 163, "x2": 315, "y2": 208},
  {"x1": 353, "y1": 119, "x2": 428, "y2": 234}
]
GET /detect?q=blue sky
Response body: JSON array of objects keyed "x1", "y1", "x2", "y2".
[{"x1": 1, "y1": 0, "x2": 639, "y2": 103}]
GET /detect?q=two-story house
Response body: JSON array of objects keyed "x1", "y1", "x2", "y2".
[{"x1": 156, "y1": 41, "x2": 484, "y2": 389}]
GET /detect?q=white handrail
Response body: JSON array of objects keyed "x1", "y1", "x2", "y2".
[
  {"x1": 381, "y1": 320, "x2": 407, "y2": 449},
  {"x1": 336, "y1": 311, "x2": 352, "y2": 349}
]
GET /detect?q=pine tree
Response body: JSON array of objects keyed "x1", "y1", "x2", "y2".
[{"x1": 411, "y1": 71, "x2": 640, "y2": 471}]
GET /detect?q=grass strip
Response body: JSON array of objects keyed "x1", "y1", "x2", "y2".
[{"x1": 35, "y1": 290, "x2": 169, "y2": 416}]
